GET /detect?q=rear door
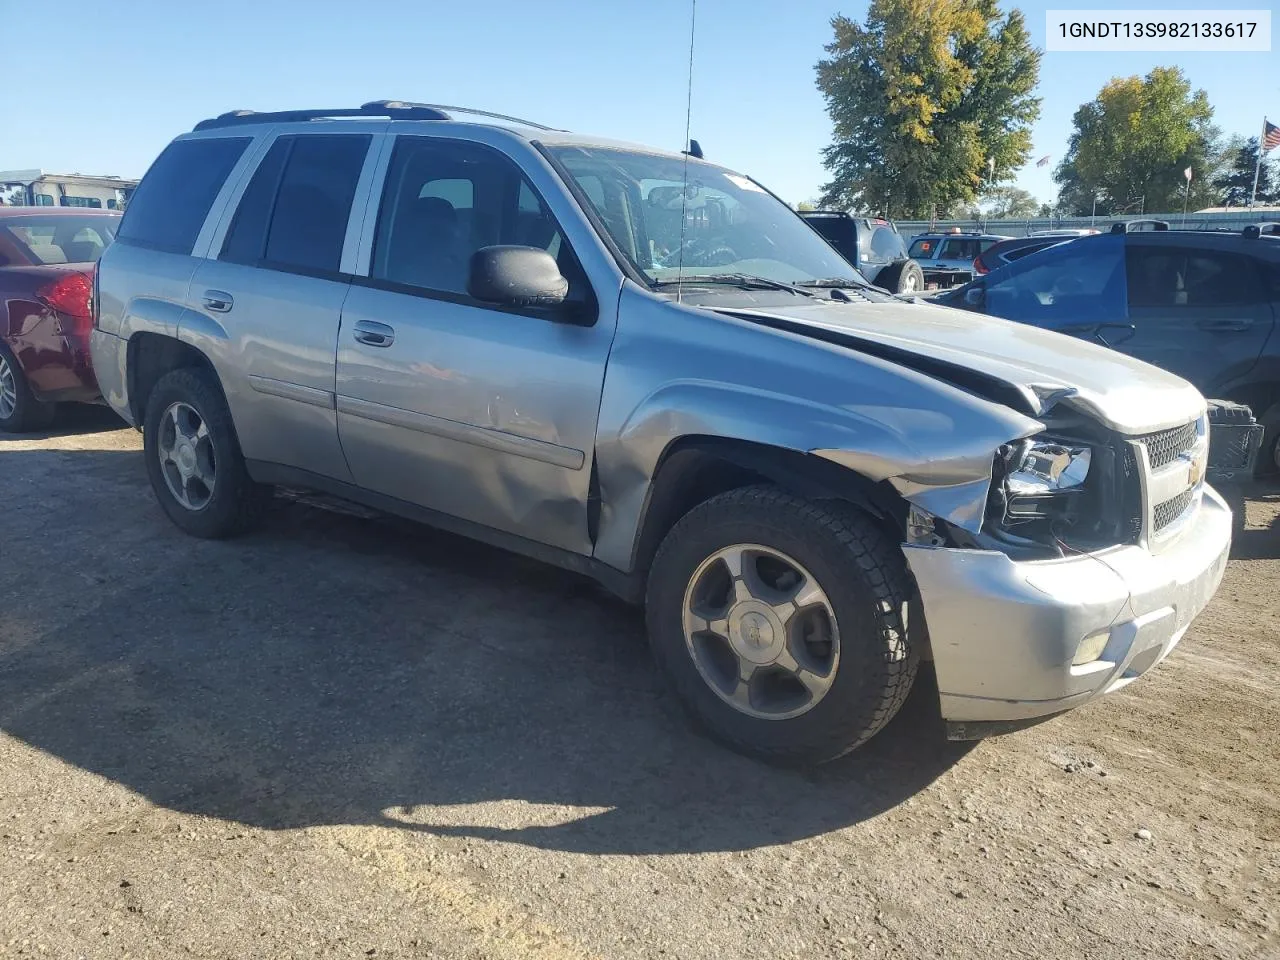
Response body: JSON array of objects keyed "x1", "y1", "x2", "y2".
[
  {"x1": 189, "y1": 129, "x2": 379, "y2": 481},
  {"x1": 1123, "y1": 238, "x2": 1276, "y2": 394}
]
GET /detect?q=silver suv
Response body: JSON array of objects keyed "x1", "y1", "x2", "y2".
[{"x1": 91, "y1": 102, "x2": 1232, "y2": 764}]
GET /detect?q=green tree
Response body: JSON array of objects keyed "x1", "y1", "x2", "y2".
[
  {"x1": 816, "y1": 0, "x2": 1040, "y2": 219},
  {"x1": 1054, "y1": 67, "x2": 1219, "y2": 215},
  {"x1": 1214, "y1": 136, "x2": 1279, "y2": 207},
  {"x1": 980, "y1": 185, "x2": 1041, "y2": 218}
]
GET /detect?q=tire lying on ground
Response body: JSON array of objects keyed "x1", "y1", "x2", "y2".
[{"x1": 645, "y1": 485, "x2": 919, "y2": 765}]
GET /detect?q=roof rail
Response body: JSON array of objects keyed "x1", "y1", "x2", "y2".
[
  {"x1": 361, "y1": 100, "x2": 555, "y2": 131},
  {"x1": 192, "y1": 101, "x2": 553, "y2": 133},
  {"x1": 1243, "y1": 223, "x2": 1280, "y2": 239},
  {"x1": 1110, "y1": 219, "x2": 1170, "y2": 234}
]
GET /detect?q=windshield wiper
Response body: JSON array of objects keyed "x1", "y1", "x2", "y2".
[
  {"x1": 794, "y1": 277, "x2": 880, "y2": 292},
  {"x1": 651, "y1": 273, "x2": 815, "y2": 296}
]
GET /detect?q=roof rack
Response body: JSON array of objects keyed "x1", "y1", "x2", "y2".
[
  {"x1": 192, "y1": 100, "x2": 554, "y2": 133},
  {"x1": 1110, "y1": 219, "x2": 1170, "y2": 234},
  {"x1": 1243, "y1": 222, "x2": 1280, "y2": 239}
]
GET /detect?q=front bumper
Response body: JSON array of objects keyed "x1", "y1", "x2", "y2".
[{"x1": 903, "y1": 486, "x2": 1232, "y2": 725}]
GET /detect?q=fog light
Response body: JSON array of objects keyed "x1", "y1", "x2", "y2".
[{"x1": 1073, "y1": 631, "x2": 1111, "y2": 665}]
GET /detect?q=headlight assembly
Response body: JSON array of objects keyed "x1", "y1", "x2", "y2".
[{"x1": 1002, "y1": 440, "x2": 1092, "y2": 520}]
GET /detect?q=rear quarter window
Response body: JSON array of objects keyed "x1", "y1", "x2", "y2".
[{"x1": 118, "y1": 137, "x2": 250, "y2": 255}]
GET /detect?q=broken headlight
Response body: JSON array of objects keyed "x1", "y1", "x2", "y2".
[{"x1": 1002, "y1": 439, "x2": 1091, "y2": 520}]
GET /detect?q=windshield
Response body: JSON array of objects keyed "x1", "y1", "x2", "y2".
[
  {"x1": 907, "y1": 237, "x2": 937, "y2": 259},
  {"x1": 546, "y1": 146, "x2": 863, "y2": 286}
]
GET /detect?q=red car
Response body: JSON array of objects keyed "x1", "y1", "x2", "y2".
[{"x1": 0, "y1": 207, "x2": 119, "y2": 431}]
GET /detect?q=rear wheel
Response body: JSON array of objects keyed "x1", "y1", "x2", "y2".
[
  {"x1": 142, "y1": 367, "x2": 271, "y2": 538},
  {"x1": 645, "y1": 486, "x2": 919, "y2": 764},
  {"x1": 0, "y1": 342, "x2": 56, "y2": 433}
]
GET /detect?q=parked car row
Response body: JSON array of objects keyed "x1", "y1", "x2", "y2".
[{"x1": 935, "y1": 220, "x2": 1280, "y2": 473}]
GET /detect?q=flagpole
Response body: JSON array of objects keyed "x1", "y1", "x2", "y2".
[
  {"x1": 1250, "y1": 117, "x2": 1266, "y2": 209},
  {"x1": 1183, "y1": 169, "x2": 1191, "y2": 225}
]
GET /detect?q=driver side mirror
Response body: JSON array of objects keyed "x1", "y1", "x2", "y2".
[
  {"x1": 468, "y1": 245, "x2": 569, "y2": 309},
  {"x1": 962, "y1": 283, "x2": 986, "y2": 309}
]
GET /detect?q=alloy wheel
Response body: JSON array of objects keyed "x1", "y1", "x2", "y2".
[
  {"x1": 157, "y1": 401, "x2": 217, "y2": 510},
  {"x1": 0, "y1": 354, "x2": 16, "y2": 420},
  {"x1": 681, "y1": 543, "x2": 839, "y2": 720}
]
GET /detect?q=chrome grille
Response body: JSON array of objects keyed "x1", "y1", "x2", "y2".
[
  {"x1": 1137, "y1": 422, "x2": 1197, "y2": 470},
  {"x1": 1153, "y1": 489, "x2": 1195, "y2": 532}
]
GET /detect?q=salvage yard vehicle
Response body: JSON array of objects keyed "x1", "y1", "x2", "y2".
[
  {"x1": 796, "y1": 211, "x2": 925, "y2": 293},
  {"x1": 0, "y1": 207, "x2": 119, "y2": 431},
  {"x1": 91, "y1": 102, "x2": 1231, "y2": 763},
  {"x1": 939, "y1": 220, "x2": 1280, "y2": 474},
  {"x1": 907, "y1": 229, "x2": 1010, "y2": 289}
]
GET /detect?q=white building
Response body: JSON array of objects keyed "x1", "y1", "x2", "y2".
[{"x1": 0, "y1": 170, "x2": 138, "y2": 209}]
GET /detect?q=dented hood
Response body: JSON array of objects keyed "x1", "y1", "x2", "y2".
[{"x1": 722, "y1": 298, "x2": 1205, "y2": 434}]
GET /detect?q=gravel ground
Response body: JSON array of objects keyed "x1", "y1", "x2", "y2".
[{"x1": 2, "y1": 407, "x2": 1277, "y2": 960}]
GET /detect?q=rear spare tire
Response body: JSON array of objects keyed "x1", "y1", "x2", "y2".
[{"x1": 873, "y1": 259, "x2": 924, "y2": 295}]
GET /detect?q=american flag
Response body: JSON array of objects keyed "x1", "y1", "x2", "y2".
[
  {"x1": 1035, "y1": 155, "x2": 1051, "y2": 168},
  {"x1": 1264, "y1": 119, "x2": 1280, "y2": 153}
]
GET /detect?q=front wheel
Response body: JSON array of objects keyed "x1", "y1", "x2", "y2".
[
  {"x1": 142, "y1": 367, "x2": 271, "y2": 538},
  {"x1": 645, "y1": 486, "x2": 919, "y2": 764}
]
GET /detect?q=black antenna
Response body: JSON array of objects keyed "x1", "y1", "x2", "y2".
[{"x1": 675, "y1": 0, "x2": 697, "y2": 303}]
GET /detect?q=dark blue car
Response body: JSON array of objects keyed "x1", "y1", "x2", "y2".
[{"x1": 939, "y1": 224, "x2": 1280, "y2": 473}]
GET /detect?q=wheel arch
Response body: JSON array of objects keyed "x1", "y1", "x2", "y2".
[
  {"x1": 126, "y1": 332, "x2": 219, "y2": 427},
  {"x1": 622, "y1": 435, "x2": 908, "y2": 587}
]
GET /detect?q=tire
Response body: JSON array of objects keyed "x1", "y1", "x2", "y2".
[
  {"x1": 0, "y1": 341, "x2": 57, "y2": 433},
  {"x1": 645, "y1": 485, "x2": 919, "y2": 764},
  {"x1": 142, "y1": 366, "x2": 271, "y2": 538},
  {"x1": 872, "y1": 259, "x2": 924, "y2": 295},
  {"x1": 1257, "y1": 401, "x2": 1280, "y2": 478}
]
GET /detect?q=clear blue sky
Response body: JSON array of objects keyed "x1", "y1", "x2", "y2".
[{"x1": 5, "y1": 0, "x2": 1276, "y2": 206}]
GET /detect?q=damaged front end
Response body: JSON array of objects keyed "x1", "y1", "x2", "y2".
[{"x1": 819, "y1": 389, "x2": 1150, "y2": 562}]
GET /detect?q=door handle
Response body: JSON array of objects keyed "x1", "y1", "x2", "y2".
[
  {"x1": 352, "y1": 319, "x2": 395, "y2": 348},
  {"x1": 1196, "y1": 318, "x2": 1252, "y2": 332},
  {"x1": 203, "y1": 290, "x2": 233, "y2": 313}
]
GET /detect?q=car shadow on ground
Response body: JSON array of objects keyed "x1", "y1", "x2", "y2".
[
  {"x1": 1220, "y1": 479, "x2": 1280, "y2": 561},
  {"x1": 0, "y1": 450, "x2": 973, "y2": 855},
  {"x1": 0, "y1": 403, "x2": 126, "y2": 442}
]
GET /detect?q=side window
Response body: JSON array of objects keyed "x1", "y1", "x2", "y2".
[
  {"x1": 1125, "y1": 246, "x2": 1264, "y2": 308},
  {"x1": 1182, "y1": 251, "x2": 1262, "y2": 306},
  {"x1": 220, "y1": 139, "x2": 291, "y2": 264},
  {"x1": 118, "y1": 137, "x2": 250, "y2": 254},
  {"x1": 986, "y1": 237, "x2": 1126, "y2": 322},
  {"x1": 372, "y1": 138, "x2": 568, "y2": 297},
  {"x1": 220, "y1": 135, "x2": 369, "y2": 274}
]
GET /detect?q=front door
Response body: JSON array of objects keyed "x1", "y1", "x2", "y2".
[
  {"x1": 1123, "y1": 239, "x2": 1276, "y2": 395},
  {"x1": 335, "y1": 135, "x2": 616, "y2": 555}
]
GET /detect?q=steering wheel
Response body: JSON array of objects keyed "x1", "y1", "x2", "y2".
[{"x1": 681, "y1": 237, "x2": 738, "y2": 267}]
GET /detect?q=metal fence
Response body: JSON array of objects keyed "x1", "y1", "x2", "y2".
[{"x1": 895, "y1": 210, "x2": 1280, "y2": 238}]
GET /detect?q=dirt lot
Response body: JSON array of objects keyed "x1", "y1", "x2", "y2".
[{"x1": 2, "y1": 408, "x2": 1277, "y2": 960}]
